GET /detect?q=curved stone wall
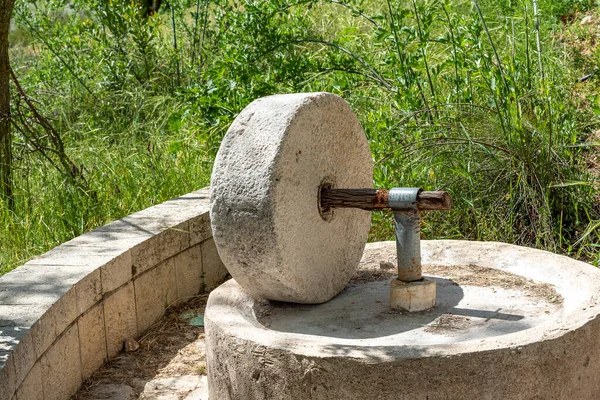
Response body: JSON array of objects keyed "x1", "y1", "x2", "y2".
[{"x1": 0, "y1": 187, "x2": 227, "y2": 400}]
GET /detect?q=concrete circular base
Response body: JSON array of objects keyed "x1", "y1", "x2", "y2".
[{"x1": 205, "y1": 240, "x2": 600, "y2": 399}]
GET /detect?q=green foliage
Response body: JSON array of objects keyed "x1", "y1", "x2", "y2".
[{"x1": 2, "y1": 0, "x2": 600, "y2": 273}]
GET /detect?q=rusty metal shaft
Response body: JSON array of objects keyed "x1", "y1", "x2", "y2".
[
  {"x1": 320, "y1": 187, "x2": 452, "y2": 283},
  {"x1": 320, "y1": 188, "x2": 451, "y2": 211}
]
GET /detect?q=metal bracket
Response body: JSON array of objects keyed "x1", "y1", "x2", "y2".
[{"x1": 319, "y1": 186, "x2": 451, "y2": 284}]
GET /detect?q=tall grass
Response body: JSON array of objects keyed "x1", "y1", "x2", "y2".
[
  {"x1": 2, "y1": 0, "x2": 599, "y2": 274},
  {"x1": 0, "y1": 96, "x2": 213, "y2": 274},
  {"x1": 297, "y1": 0, "x2": 597, "y2": 253}
]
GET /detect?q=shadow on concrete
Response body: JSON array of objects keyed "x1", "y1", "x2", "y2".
[
  {"x1": 263, "y1": 276, "x2": 525, "y2": 340},
  {"x1": 262, "y1": 277, "x2": 462, "y2": 339}
]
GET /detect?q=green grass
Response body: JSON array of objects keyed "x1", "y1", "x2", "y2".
[
  {"x1": 0, "y1": 119, "x2": 212, "y2": 274},
  {"x1": 2, "y1": 0, "x2": 600, "y2": 274}
]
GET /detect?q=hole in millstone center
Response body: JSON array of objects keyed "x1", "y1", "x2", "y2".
[{"x1": 318, "y1": 177, "x2": 336, "y2": 221}]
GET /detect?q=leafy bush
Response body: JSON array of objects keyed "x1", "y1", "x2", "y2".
[{"x1": 2, "y1": 0, "x2": 599, "y2": 273}]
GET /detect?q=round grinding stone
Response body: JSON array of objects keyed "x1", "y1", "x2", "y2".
[{"x1": 209, "y1": 92, "x2": 373, "y2": 303}]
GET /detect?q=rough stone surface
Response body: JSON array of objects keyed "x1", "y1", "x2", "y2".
[
  {"x1": 11, "y1": 329, "x2": 35, "y2": 388},
  {"x1": 123, "y1": 337, "x2": 139, "y2": 352},
  {"x1": 139, "y1": 375, "x2": 206, "y2": 400},
  {"x1": 99, "y1": 251, "x2": 132, "y2": 295},
  {"x1": 189, "y1": 213, "x2": 211, "y2": 246},
  {"x1": 75, "y1": 269, "x2": 102, "y2": 315},
  {"x1": 206, "y1": 240, "x2": 600, "y2": 400},
  {"x1": 104, "y1": 282, "x2": 138, "y2": 358},
  {"x1": 25, "y1": 247, "x2": 117, "y2": 267},
  {"x1": 183, "y1": 384, "x2": 208, "y2": 400},
  {"x1": 41, "y1": 324, "x2": 81, "y2": 400},
  {"x1": 78, "y1": 304, "x2": 107, "y2": 380},
  {"x1": 0, "y1": 263, "x2": 94, "y2": 306},
  {"x1": 51, "y1": 288, "x2": 78, "y2": 337},
  {"x1": 200, "y1": 239, "x2": 227, "y2": 292},
  {"x1": 130, "y1": 221, "x2": 189, "y2": 277},
  {"x1": 389, "y1": 277, "x2": 436, "y2": 311},
  {"x1": 0, "y1": 356, "x2": 15, "y2": 400},
  {"x1": 134, "y1": 258, "x2": 177, "y2": 333},
  {"x1": 173, "y1": 245, "x2": 203, "y2": 300},
  {"x1": 29, "y1": 313, "x2": 55, "y2": 360},
  {"x1": 210, "y1": 92, "x2": 372, "y2": 303},
  {"x1": 16, "y1": 361, "x2": 43, "y2": 400},
  {"x1": 85, "y1": 384, "x2": 134, "y2": 400},
  {"x1": 144, "y1": 375, "x2": 203, "y2": 392},
  {"x1": 0, "y1": 303, "x2": 49, "y2": 379}
]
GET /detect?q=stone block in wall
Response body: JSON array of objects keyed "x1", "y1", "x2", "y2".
[
  {"x1": 50, "y1": 288, "x2": 78, "y2": 338},
  {"x1": 0, "y1": 357, "x2": 15, "y2": 400},
  {"x1": 28, "y1": 313, "x2": 55, "y2": 363},
  {"x1": 41, "y1": 324, "x2": 81, "y2": 400},
  {"x1": 9, "y1": 328, "x2": 35, "y2": 390},
  {"x1": 75, "y1": 268, "x2": 102, "y2": 315},
  {"x1": 173, "y1": 245, "x2": 203, "y2": 301},
  {"x1": 103, "y1": 282, "x2": 137, "y2": 359},
  {"x1": 100, "y1": 251, "x2": 132, "y2": 294},
  {"x1": 201, "y1": 238, "x2": 229, "y2": 291},
  {"x1": 189, "y1": 213, "x2": 211, "y2": 246},
  {"x1": 134, "y1": 259, "x2": 177, "y2": 334},
  {"x1": 78, "y1": 304, "x2": 107, "y2": 381},
  {"x1": 16, "y1": 361, "x2": 42, "y2": 400},
  {"x1": 131, "y1": 221, "x2": 190, "y2": 277}
]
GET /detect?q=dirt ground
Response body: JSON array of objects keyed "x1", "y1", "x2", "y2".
[{"x1": 74, "y1": 295, "x2": 209, "y2": 400}]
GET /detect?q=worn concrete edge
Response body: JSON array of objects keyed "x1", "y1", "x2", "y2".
[{"x1": 0, "y1": 186, "x2": 226, "y2": 400}]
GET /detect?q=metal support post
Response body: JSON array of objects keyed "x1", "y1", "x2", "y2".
[{"x1": 388, "y1": 188, "x2": 422, "y2": 282}]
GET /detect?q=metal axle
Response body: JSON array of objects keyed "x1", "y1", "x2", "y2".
[{"x1": 320, "y1": 187, "x2": 451, "y2": 283}]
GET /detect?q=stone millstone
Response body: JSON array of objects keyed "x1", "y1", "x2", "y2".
[{"x1": 209, "y1": 92, "x2": 373, "y2": 303}]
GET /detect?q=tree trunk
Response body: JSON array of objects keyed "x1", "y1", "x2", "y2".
[
  {"x1": 144, "y1": 0, "x2": 161, "y2": 16},
  {"x1": 0, "y1": 0, "x2": 14, "y2": 209}
]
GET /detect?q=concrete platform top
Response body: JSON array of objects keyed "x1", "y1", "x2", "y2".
[
  {"x1": 206, "y1": 240, "x2": 600, "y2": 361},
  {"x1": 261, "y1": 273, "x2": 559, "y2": 345}
]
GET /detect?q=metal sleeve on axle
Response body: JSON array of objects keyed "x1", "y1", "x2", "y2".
[{"x1": 388, "y1": 187, "x2": 421, "y2": 210}]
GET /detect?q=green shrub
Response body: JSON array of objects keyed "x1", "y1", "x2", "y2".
[{"x1": 2, "y1": 0, "x2": 599, "y2": 273}]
